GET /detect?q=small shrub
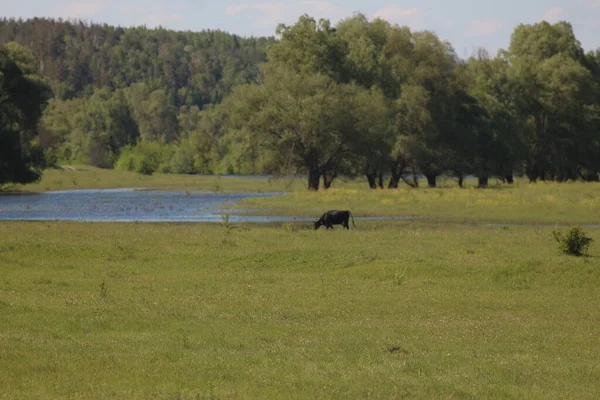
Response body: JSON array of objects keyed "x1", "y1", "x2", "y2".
[
  {"x1": 115, "y1": 142, "x2": 175, "y2": 175},
  {"x1": 136, "y1": 157, "x2": 155, "y2": 175},
  {"x1": 99, "y1": 281, "x2": 108, "y2": 298},
  {"x1": 212, "y1": 178, "x2": 222, "y2": 193},
  {"x1": 282, "y1": 222, "x2": 297, "y2": 232},
  {"x1": 552, "y1": 227, "x2": 594, "y2": 256},
  {"x1": 169, "y1": 145, "x2": 197, "y2": 174},
  {"x1": 221, "y1": 214, "x2": 233, "y2": 234}
]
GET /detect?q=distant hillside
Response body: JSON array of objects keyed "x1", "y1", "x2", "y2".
[{"x1": 0, "y1": 17, "x2": 275, "y2": 106}]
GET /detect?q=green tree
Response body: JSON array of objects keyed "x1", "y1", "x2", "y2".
[
  {"x1": 506, "y1": 21, "x2": 598, "y2": 181},
  {"x1": 0, "y1": 43, "x2": 52, "y2": 185},
  {"x1": 225, "y1": 62, "x2": 386, "y2": 190},
  {"x1": 126, "y1": 83, "x2": 178, "y2": 143},
  {"x1": 466, "y1": 50, "x2": 525, "y2": 185}
]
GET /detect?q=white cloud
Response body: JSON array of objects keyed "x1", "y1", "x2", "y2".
[
  {"x1": 225, "y1": 2, "x2": 348, "y2": 30},
  {"x1": 541, "y1": 6, "x2": 563, "y2": 23},
  {"x1": 465, "y1": 20, "x2": 503, "y2": 37},
  {"x1": 372, "y1": 5, "x2": 424, "y2": 29},
  {"x1": 118, "y1": 1, "x2": 185, "y2": 28},
  {"x1": 63, "y1": 1, "x2": 106, "y2": 19},
  {"x1": 586, "y1": 1, "x2": 600, "y2": 8}
]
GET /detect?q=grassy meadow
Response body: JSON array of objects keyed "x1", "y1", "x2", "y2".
[
  {"x1": 1, "y1": 220, "x2": 599, "y2": 399},
  {"x1": 238, "y1": 180, "x2": 600, "y2": 225},
  {"x1": 3, "y1": 165, "x2": 309, "y2": 193},
  {"x1": 2, "y1": 168, "x2": 600, "y2": 398}
]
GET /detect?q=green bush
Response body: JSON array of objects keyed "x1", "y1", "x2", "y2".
[
  {"x1": 169, "y1": 144, "x2": 198, "y2": 174},
  {"x1": 552, "y1": 227, "x2": 594, "y2": 256},
  {"x1": 115, "y1": 142, "x2": 174, "y2": 175},
  {"x1": 136, "y1": 157, "x2": 155, "y2": 175}
]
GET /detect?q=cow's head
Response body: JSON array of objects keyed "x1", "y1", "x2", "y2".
[{"x1": 313, "y1": 218, "x2": 322, "y2": 229}]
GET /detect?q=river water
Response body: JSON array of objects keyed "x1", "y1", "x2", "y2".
[
  {"x1": 1, "y1": 188, "x2": 598, "y2": 228},
  {"x1": 0, "y1": 188, "x2": 302, "y2": 223},
  {"x1": 0, "y1": 188, "x2": 420, "y2": 224}
]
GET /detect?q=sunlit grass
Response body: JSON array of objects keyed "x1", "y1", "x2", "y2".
[
  {"x1": 238, "y1": 180, "x2": 600, "y2": 224},
  {"x1": 5, "y1": 165, "x2": 308, "y2": 193},
  {"x1": 0, "y1": 220, "x2": 599, "y2": 398}
]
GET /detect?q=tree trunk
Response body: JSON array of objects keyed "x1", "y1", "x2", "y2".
[
  {"x1": 525, "y1": 159, "x2": 540, "y2": 183},
  {"x1": 308, "y1": 168, "x2": 320, "y2": 191},
  {"x1": 388, "y1": 173, "x2": 400, "y2": 188},
  {"x1": 388, "y1": 161, "x2": 404, "y2": 189},
  {"x1": 400, "y1": 173, "x2": 419, "y2": 188},
  {"x1": 323, "y1": 171, "x2": 337, "y2": 189},
  {"x1": 477, "y1": 176, "x2": 489, "y2": 188},
  {"x1": 425, "y1": 174, "x2": 437, "y2": 188},
  {"x1": 457, "y1": 176, "x2": 464, "y2": 188},
  {"x1": 366, "y1": 173, "x2": 377, "y2": 189},
  {"x1": 412, "y1": 174, "x2": 419, "y2": 188},
  {"x1": 377, "y1": 173, "x2": 384, "y2": 189},
  {"x1": 504, "y1": 174, "x2": 514, "y2": 184}
]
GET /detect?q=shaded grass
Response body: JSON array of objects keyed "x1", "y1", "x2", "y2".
[{"x1": 1, "y1": 220, "x2": 599, "y2": 399}]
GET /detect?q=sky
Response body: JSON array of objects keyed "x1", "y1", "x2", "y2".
[{"x1": 3, "y1": 0, "x2": 600, "y2": 58}]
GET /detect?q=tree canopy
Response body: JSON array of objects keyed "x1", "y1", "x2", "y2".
[
  {"x1": 1, "y1": 15, "x2": 600, "y2": 188},
  {"x1": 0, "y1": 43, "x2": 52, "y2": 185}
]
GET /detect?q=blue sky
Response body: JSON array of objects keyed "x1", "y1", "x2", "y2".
[{"x1": 3, "y1": 0, "x2": 600, "y2": 57}]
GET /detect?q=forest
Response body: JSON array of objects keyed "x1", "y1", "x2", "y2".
[{"x1": 1, "y1": 14, "x2": 600, "y2": 190}]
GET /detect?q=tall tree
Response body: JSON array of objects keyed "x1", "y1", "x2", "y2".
[
  {"x1": 225, "y1": 61, "x2": 387, "y2": 190},
  {"x1": 0, "y1": 43, "x2": 52, "y2": 185},
  {"x1": 506, "y1": 21, "x2": 599, "y2": 181}
]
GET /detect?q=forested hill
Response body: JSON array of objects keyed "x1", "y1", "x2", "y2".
[{"x1": 0, "y1": 18, "x2": 274, "y2": 105}]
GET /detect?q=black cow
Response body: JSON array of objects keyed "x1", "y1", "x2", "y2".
[{"x1": 314, "y1": 210, "x2": 356, "y2": 230}]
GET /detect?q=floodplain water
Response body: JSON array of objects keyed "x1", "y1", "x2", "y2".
[
  {"x1": 0, "y1": 188, "x2": 298, "y2": 223},
  {"x1": 2, "y1": 188, "x2": 598, "y2": 228}
]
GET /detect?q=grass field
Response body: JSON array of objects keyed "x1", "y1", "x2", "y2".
[
  {"x1": 1, "y1": 220, "x2": 599, "y2": 399},
  {"x1": 237, "y1": 180, "x2": 600, "y2": 225},
  {"x1": 2, "y1": 168, "x2": 600, "y2": 398},
  {"x1": 3, "y1": 165, "x2": 309, "y2": 193}
]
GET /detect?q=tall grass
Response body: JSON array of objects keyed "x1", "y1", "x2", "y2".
[{"x1": 1, "y1": 220, "x2": 599, "y2": 398}]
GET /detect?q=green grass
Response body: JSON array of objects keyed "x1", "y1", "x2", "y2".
[
  {"x1": 237, "y1": 181, "x2": 600, "y2": 225},
  {"x1": 3, "y1": 165, "x2": 308, "y2": 193},
  {"x1": 1, "y1": 220, "x2": 599, "y2": 399}
]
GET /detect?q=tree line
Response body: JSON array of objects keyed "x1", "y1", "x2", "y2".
[{"x1": 1, "y1": 15, "x2": 599, "y2": 189}]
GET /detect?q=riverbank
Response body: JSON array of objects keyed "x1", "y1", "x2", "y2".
[
  {"x1": 1, "y1": 165, "x2": 309, "y2": 193},
  {"x1": 4, "y1": 166, "x2": 600, "y2": 226}
]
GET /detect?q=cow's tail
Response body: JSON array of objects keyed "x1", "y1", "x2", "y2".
[{"x1": 350, "y1": 211, "x2": 356, "y2": 227}]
